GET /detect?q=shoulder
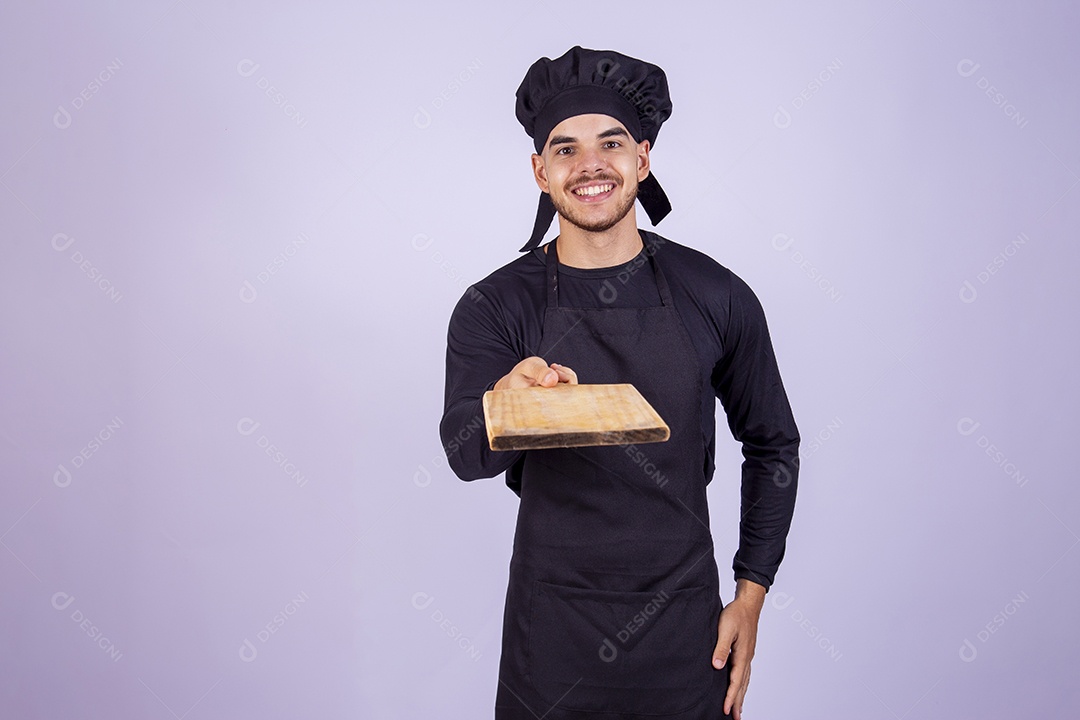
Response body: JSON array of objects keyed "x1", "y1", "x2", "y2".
[
  {"x1": 646, "y1": 231, "x2": 736, "y2": 292},
  {"x1": 473, "y1": 246, "x2": 546, "y2": 304},
  {"x1": 646, "y1": 231, "x2": 769, "y2": 323},
  {"x1": 476, "y1": 246, "x2": 546, "y2": 290},
  {"x1": 450, "y1": 246, "x2": 546, "y2": 320}
]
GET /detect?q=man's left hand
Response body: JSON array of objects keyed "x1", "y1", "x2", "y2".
[{"x1": 712, "y1": 578, "x2": 766, "y2": 720}]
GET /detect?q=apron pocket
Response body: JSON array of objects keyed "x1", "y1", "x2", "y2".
[{"x1": 527, "y1": 579, "x2": 715, "y2": 714}]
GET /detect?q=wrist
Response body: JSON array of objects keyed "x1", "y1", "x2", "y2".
[{"x1": 732, "y1": 578, "x2": 767, "y2": 613}]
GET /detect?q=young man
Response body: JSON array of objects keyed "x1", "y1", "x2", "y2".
[{"x1": 440, "y1": 46, "x2": 800, "y2": 720}]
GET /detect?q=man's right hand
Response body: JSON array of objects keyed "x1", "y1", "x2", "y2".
[{"x1": 494, "y1": 356, "x2": 578, "y2": 390}]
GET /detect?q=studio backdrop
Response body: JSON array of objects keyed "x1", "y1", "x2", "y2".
[{"x1": 2, "y1": 1, "x2": 1077, "y2": 718}]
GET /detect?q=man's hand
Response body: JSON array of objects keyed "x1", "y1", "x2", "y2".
[
  {"x1": 493, "y1": 356, "x2": 578, "y2": 390},
  {"x1": 713, "y1": 578, "x2": 766, "y2": 720}
]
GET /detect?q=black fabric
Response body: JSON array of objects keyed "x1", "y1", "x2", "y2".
[
  {"x1": 515, "y1": 46, "x2": 671, "y2": 155},
  {"x1": 516, "y1": 46, "x2": 674, "y2": 252},
  {"x1": 439, "y1": 230, "x2": 801, "y2": 592},
  {"x1": 526, "y1": 190, "x2": 557, "y2": 255},
  {"x1": 531, "y1": 83, "x2": 643, "y2": 155},
  {"x1": 494, "y1": 234, "x2": 728, "y2": 718},
  {"x1": 636, "y1": 171, "x2": 672, "y2": 224}
]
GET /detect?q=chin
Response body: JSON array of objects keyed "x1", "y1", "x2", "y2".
[{"x1": 554, "y1": 193, "x2": 635, "y2": 233}]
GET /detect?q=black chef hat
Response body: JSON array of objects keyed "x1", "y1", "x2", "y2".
[{"x1": 515, "y1": 45, "x2": 673, "y2": 252}]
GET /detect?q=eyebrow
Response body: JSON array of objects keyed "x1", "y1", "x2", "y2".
[{"x1": 548, "y1": 126, "x2": 629, "y2": 149}]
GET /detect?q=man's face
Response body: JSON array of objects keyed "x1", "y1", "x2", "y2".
[{"x1": 532, "y1": 113, "x2": 651, "y2": 234}]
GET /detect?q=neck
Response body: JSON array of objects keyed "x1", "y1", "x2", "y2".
[{"x1": 545, "y1": 210, "x2": 643, "y2": 268}]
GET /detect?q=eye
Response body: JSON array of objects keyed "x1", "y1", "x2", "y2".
[
  {"x1": 604, "y1": 140, "x2": 621, "y2": 148},
  {"x1": 556, "y1": 146, "x2": 573, "y2": 155}
]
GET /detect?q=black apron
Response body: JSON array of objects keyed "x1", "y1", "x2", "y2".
[{"x1": 495, "y1": 234, "x2": 732, "y2": 719}]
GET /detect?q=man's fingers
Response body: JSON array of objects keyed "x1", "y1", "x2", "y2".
[
  {"x1": 551, "y1": 363, "x2": 578, "y2": 384},
  {"x1": 527, "y1": 359, "x2": 574, "y2": 387},
  {"x1": 731, "y1": 664, "x2": 751, "y2": 720},
  {"x1": 723, "y1": 658, "x2": 746, "y2": 713},
  {"x1": 495, "y1": 357, "x2": 577, "y2": 390},
  {"x1": 712, "y1": 622, "x2": 735, "y2": 669},
  {"x1": 724, "y1": 644, "x2": 752, "y2": 717},
  {"x1": 507, "y1": 356, "x2": 556, "y2": 387},
  {"x1": 536, "y1": 367, "x2": 559, "y2": 386},
  {"x1": 515, "y1": 357, "x2": 552, "y2": 385}
]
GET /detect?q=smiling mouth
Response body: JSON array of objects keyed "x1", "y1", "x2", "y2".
[{"x1": 571, "y1": 183, "x2": 615, "y2": 199}]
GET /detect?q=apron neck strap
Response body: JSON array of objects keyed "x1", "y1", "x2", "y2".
[{"x1": 545, "y1": 231, "x2": 675, "y2": 308}]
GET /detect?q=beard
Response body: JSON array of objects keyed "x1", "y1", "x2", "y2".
[{"x1": 550, "y1": 179, "x2": 638, "y2": 234}]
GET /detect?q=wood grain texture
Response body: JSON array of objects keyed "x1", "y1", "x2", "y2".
[{"x1": 482, "y1": 383, "x2": 670, "y2": 451}]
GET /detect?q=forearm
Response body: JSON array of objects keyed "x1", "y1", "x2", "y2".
[
  {"x1": 733, "y1": 439, "x2": 799, "y2": 588},
  {"x1": 440, "y1": 387, "x2": 523, "y2": 481}
]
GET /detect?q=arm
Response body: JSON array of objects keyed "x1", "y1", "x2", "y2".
[
  {"x1": 440, "y1": 287, "x2": 525, "y2": 482},
  {"x1": 713, "y1": 578, "x2": 766, "y2": 720},
  {"x1": 710, "y1": 271, "x2": 799, "y2": 720},
  {"x1": 439, "y1": 287, "x2": 577, "y2": 482},
  {"x1": 712, "y1": 271, "x2": 800, "y2": 589}
]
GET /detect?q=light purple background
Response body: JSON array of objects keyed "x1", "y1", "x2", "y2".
[{"x1": 2, "y1": 1, "x2": 1077, "y2": 718}]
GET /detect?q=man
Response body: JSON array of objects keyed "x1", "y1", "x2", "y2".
[{"x1": 440, "y1": 46, "x2": 800, "y2": 720}]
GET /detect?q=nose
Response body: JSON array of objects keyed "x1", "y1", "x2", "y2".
[{"x1": 575, "y1": 145, "x2": 607, "y2": 172}]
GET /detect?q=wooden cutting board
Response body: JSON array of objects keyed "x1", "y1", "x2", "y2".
[{"x1": 482, "y1": 383, "x2": 670, "y2": 451}]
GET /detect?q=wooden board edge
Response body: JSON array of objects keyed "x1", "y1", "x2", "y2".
[
  {"x1": 490, "y1": 425, "x2": 669, "y2": 452},
  {"x1": 481, "y1": 390, "x2": 497, "y2": 451}
]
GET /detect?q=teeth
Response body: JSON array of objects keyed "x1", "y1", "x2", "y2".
[{"x1": 574, "y1": 184, "x2": 613, "y2": 196}]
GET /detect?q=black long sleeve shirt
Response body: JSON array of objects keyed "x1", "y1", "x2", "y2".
[{"x1": 439, "y1": 232, "x2": 800, "y2": 589}]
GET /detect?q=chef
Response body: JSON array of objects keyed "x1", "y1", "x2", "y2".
[{"x1": 440, "y1": 45, "x2": 800, "y2": 720}]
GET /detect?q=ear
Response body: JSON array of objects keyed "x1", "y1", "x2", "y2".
[
  {"x1": 637, "y1": 139, "x2": 651, "y2": 182},
  {"x1": 531, "y1": 152, "x2": 550, "y2": 193}
]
